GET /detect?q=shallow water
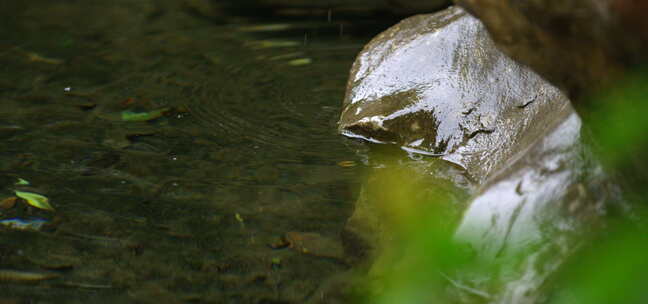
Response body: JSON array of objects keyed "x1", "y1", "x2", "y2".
[{"x1": 0, "y1": 1, "x2": 404, "y2": 302}]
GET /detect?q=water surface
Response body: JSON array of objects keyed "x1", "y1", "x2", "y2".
[{"x1": 0, "y1": 1, "x2": 399, "y2": 302}]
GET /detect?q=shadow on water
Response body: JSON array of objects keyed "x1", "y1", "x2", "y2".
[{"x1": 0, "y1": 0, "x2": 419, "y2": 302}]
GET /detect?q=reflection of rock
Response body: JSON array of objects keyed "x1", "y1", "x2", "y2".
[
  {"x1": 337, "y1": 6, "x2": 619, "y2": 304},
  {"x1": 343, "y1": 155, "x2": 472, "y2": 263},
  {"x1": 339, "y1": 6, "x2": 570, "y2": 183}
]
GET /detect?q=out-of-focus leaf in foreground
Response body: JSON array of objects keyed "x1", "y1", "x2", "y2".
[
  {"x1": 360, "y1": 164, "x2": 470, "y2": 304},
  {"x1": 549, "y1": 216, "x2": 648, "y2": 304},
  {"x1": 588, "y1": 69, "x2": 648, "y2": 170}
]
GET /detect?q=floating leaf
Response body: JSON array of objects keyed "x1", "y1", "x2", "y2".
[
  {"x1": 14, "y1": 190, "x2": 54, "y2": 211},
  {"x1": 238, "y1": 24, "x2": 292, "y2": 32},
  {"x1": 247, "y1": 40, "x2": 300, "y2": 49},
  {"x1": 288, "y1": 58, "x2": 312, "y2": 66},
  {"x1": 15, "y1": 178, "x2": 30, "y2": 186},
  {"x1": 25, "y1": 52, "x2": 63, "y2": 65},
  {"x1": 337, "y1": 160, "x2": 357, "y2": 167},
  {"x1": 268, "y1": 52, "x2": 304, "y2": 61},
  {"x1": 0, "y1": 269, "x2": 59, "y2": 283},
  {"x1": 235, "y1": 213, "x2": 245, "y2": 228},
  {"x1": 121, "y1": 107, "x2": 169, "y2": 122},
  {"x1": 235, "y1": 213, "x2": 244, "y2": 223}
]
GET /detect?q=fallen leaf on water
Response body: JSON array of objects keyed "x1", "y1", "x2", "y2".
[
  {"x1": 0, "y1": 269, "x2": 59, "y2": 283},
  {"x1": 270, "y1": 257, "x2": 282, "y2": 270},
  {"x1": 235, "y1": 213, "x2": 246, "y2": 228},
  {"x1": 25, "y1": 52, "x2": 63, "y2": 65},
  {"x1": 121, "y1": 107, "x2": 170, "y2": 122},
  {"x1": 288, "y1": 58, "x2": 312, "y2": 66},
  {"x1": 268, "y1": 52, "x2": 304, "y2": 61},
  {"x1": 14, "y1": 190, "x2": 54, "y2": 211},
  {"x1": 238, "y1": 24, "x2": 292, "y2": 32},
  {"x1": 247, "y1": 40, "x2": 300, "y2": 49},
  {"x1": 337, "y1": 160, "x2": 357, "y2": 167},
  {"x1": 15, "y1": 178, "x2": 30, "y2": 186}
]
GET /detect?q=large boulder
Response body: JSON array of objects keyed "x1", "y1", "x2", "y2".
[
  {"x1": 453, "y1": 0, "x2": 648, "y2": 203},
  {"x1": 338, "y1": 6, "x2": 571, "y2": 183},
  {"x1": 453, "y1": 107, "x2": 615, "y2": 303},
  {"x1": 337, "y1": 6, "x2": 619, "y2": 303}
]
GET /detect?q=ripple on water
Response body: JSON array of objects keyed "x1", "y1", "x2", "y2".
[{"x1": 183, "y1": 35, "x2": 357, "y2": 163}]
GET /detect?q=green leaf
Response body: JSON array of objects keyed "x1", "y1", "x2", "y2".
[
  {"x1": 15, "y1": 178, "x2": 30, "y2": 186},
  {"x1": 288, "y1": 58, "x2": 312, "y2": 66},
  {"x1": 15, "y1": 190, "x2": 54, "y2": 211}
]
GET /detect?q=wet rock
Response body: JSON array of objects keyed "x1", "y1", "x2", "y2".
[
  {"x1": 454, "y1": 0, "x2": 648, "y2": 105},
  {"x1": 339, "y1": 6, "x2": 571, "y2": 183},
  {"x1": 337, "y1": 6, "x2": 620, "y2": 304},
  {"x1": 453, "y1": 107, "x2": 616, "y2": 304},
  {"x1": 454, "y1": 0, "x2": 648, "y2": 208}
]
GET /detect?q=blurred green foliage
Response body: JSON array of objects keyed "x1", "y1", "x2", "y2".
[
  {"x1": 359, "y1": 69, "x2": 648, "y2": 304},
  {"x1": 589, "y1": 68, "x2": 648, "y2": 167},
  {"x1": 549, "y1": 216, "x2": 648, "y2": 304},
  {"x1": 355, "y1": 165, "x2": 470, "y2": 304}
]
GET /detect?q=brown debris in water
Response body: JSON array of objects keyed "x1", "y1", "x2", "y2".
[
  {"x1": 283, "y1": 231, "x2": 345, "y2": 260},
  {"x1": 0, "y1": 197, "x2": 17, "y2": 210}
]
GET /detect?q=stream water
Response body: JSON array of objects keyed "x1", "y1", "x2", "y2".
[{"x1": 0, "y1": 1, "x2": 406, "y2": 302}]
